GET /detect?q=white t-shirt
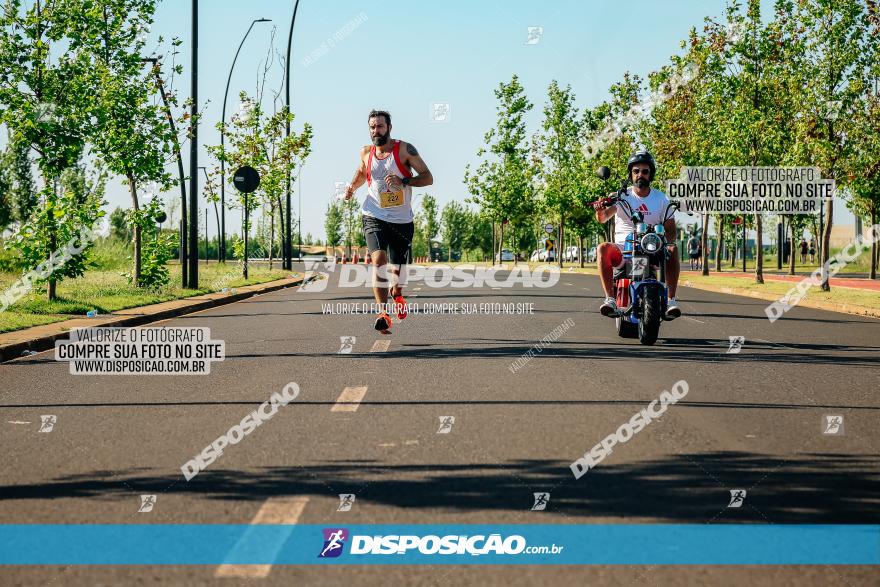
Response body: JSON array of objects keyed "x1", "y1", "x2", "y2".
[{"x1": 614, "y1": 187, "x2": 672, "y2": 245}]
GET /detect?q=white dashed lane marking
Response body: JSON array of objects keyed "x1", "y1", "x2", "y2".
[
  {"x1": 331, "y1": 386, "x2": 368, "y2": 412},
  {"x1": 215, "y1": 496, "x2": 309, "y2": 578},
  {"x1": 370, "y1": 340, "x2": 390, "y2": 353}
]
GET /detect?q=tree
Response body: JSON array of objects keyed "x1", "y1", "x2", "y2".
[
  {"x1": 791, "y1": 0, "x2": 871, "y2": 291},
  {"x1": 463, "y1": 207, "x2": 493, "y2": 261},
  {"x1": 341, "y1": 195, "x2": 361, "y2": 258},
  {"x1": 0, "y1": 0, "x2": 110, "y2": 299},
  {"x1": 4, "y1": 134, "x2": 37, "y2": 225},
  {"x1": 324, "y1": 201, "x2": 343, "y2": 250},
  {"x1": 109, "y1": 207, "x2": 132, "y2": 242},
  {"x1": 465, "y1": 75, "x2": 536, "y2": 262},
  {"x1": 421, "y1": 194, "x2": 440, "y2": 242},
  {"x1": 209, "y1": 93, "x2": 312, "y2": 277},
  {"x1": 441, "y1": 201, "x2": 468, "y2": 261},
  {"x1": 0, "y1": 149, "x2": 12, "y2": 231},
  {"x1": 537, "y1": 81, "x2": 585, "y2": 268},
  {"x1": 844, "y1": 3, "x2": 880, "y2": 279}
]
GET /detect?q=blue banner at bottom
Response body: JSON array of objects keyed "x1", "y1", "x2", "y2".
[{"x1": 0, "y1": 525, "x2": 877, "y2": 565}]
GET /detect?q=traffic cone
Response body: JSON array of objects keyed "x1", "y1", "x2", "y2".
[{"x1": 353, "y1": 252, "x2": 359, "y2": 264}]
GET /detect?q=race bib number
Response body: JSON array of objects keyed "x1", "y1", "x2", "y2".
[{"x1": 380, "y1": 190, "x2": 404, "y2": 208}]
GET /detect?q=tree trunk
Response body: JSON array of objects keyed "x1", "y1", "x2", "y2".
[
  {"x1": 871, "y1": 203, "x2": 877, "y2": 280},
  {"x1": 491, "y1": 221, "x2": 496, "y2": 265},
  {"x1": 151, "y1": 66, "x2": 188, "y2": 283},
  {"x1": 268, "y1": 204, "x2": 275, "y2": 270},
  {"x1": 789, "y1": 218, "x2": 797, "y2": 276},
  {"x1": 213, "y1": 201, "x2": 221, "y2": 263},
  {"x1": 47, "y1": 180, "x2": 57, "y2": 301},
  {"x1": 498, "y1": 221, "x2": 505, "y2": 265},
  {"x1": 558, "y1": 213, "x2": 564, "y2": 268},
  {"x1": 578, "y1": 234, "x2": 584, "y2": 268},
  {"x1": 754, "y1": 214, "x2": 764, "y2": 284},
  {"x1": 127, "y1": 172, "x2": 141, "y2": 286},
  {"x1": 715, "y1": 217, "x2": 724, "y2": 272},
  {"x1": 820, "y1": 199, "x2": 833, "y2": 291},
  {"x1": 700, "y1": 214, "x2": 709, "y2": 276}
]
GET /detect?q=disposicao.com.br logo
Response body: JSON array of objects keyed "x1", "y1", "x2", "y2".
[{"x1": 318, "y1": 529, "x2": 563, "y2": 558}]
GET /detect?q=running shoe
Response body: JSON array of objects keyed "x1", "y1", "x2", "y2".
[
  {"x1": 600, "y1": 297, "x2": 620, "y2": 318},
  {"x1": 665, "y1": 298, "x2": 681, "y2": 319},
  {"x1": 393, "y1": 294, "x2": 408, "y2": 320},
  {"x1": 374, "y1": 312, "x2": 392, "y2": 334}
]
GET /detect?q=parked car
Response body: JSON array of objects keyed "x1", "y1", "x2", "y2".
[
  {"x1": 538, "y1": 249, "x2": 556, "y2": 262},
  {"x1": 495, "y1": 249, "x2": 515, "y2": 262},
  {"x1": 563, "y1": 246, "x2": 592, "y2": 262},
  {"x1": 529, "y1": 250, "x2": 541, "y2": 262}
]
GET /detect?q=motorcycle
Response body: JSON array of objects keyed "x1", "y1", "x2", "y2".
[{"x1": 594, "y1": 167, "x2": 679, "y2": 345}]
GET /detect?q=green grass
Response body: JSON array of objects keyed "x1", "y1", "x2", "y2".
[
  {"x1": 0, "y1": 261, "x2": 294, "y2": 334},
  {"x1": 679, "y1": 274, "x2": 880, "y2": 313}
]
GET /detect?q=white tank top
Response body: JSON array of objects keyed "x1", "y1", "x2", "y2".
[{"x1": 362, "y1": 140, "x2": 414, "y2": 223}]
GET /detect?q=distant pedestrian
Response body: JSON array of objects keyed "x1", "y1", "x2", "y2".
[
  {"x1": 809, "y1": 240, "x2": 816, "y2": 263},
  {"x1": 687, "y1": 235, "x2": 699, "y2": 270},
  {"x1": 799, "y1": 239, "x2": 808, "y2": 264},
  {"x1": 696, "y1": 243, "x2": 703, "y2": 270}
]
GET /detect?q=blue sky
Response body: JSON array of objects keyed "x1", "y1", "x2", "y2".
[{"x1": 100, "y1": 0, "x2": 850, "y2": 240}]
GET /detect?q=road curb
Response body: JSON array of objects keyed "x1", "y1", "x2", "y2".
[
  {"x1": 0, "y1": 275, "x2": 305, "y2": 363},
  {"x1": 680, "y1": 280, "x2": 880, "y2": 321}
]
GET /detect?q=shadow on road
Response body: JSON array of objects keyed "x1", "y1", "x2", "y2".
[{"x1": 1, "y1": 452, "x2": 877, "y2": 523}]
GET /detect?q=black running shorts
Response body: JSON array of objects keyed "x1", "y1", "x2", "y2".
[{"x1": 362, "y1": 215, "x2": 414, "y2": 266}]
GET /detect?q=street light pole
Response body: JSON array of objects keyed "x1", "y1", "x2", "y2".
[
  {"x1": 221, "y1": 17, "x2": 271, "y2": 264},
  {"x1": 188, "y1": 0, "x2": 199, "y2": 288},
  {"x1": 298, "y1": 162, "x2": 303, "y2": 262},
  {"x1": 285, "y1": 0, "x2": 302, "y2": 270}
]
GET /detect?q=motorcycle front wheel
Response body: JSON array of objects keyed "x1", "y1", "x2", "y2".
[{"x1": 638, "y1": 286, "x2": 662, "y2": 345}]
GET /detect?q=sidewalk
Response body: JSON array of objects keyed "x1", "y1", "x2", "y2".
[{"x1": 0, "y1": 275, "x2": 304, "y2": 363}]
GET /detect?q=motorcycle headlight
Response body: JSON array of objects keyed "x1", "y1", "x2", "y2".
[
  {"x1": 640, "y1": 233, "x2": 664, "y2": 253},
  {"x1": 636, "y1": 223, "x2": 648, "y2": 234}
]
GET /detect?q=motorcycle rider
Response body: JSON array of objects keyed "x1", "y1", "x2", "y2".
[{"x1": 593, "y1": 150, "x2": 681, "y2": 319}]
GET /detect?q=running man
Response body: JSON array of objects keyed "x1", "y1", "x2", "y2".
[{"x1": 344, "y1": 110, "x2": 433, "y2": 333}]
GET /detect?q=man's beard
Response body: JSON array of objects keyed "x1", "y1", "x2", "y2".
[
  {"x1": 635, "y1": 177, "x2": 650, "y2": 189},
  {"x1": 371, "y1": 132, "x2": 389, "y2": 146}
]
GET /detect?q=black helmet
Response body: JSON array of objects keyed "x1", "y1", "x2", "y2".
[{"x1": 627, "y1": 150, "x2": 656, "y2": 180}]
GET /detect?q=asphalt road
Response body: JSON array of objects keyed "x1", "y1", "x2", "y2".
[{"x1": 1, "y1": 266, "x2": 878, "y2": 585}]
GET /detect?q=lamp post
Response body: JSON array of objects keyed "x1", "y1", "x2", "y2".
[
  {"x1": 221, "y1": 17, "x2": 271, "y2": 263},
  {"x1": 188, "y1": 0, "x2": 199, "y2": 289},
  {"x1": 298, "y1": 161, "x2": 303, "y2": 262},
  {"x1": 284, "y1": 0, "x2": 302, "y2": 270}
]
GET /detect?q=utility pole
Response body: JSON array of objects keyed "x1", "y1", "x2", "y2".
[
  {"x1": 284, "y1": 1, "x2": 302, "y2": 270},
  {"x1": 187, "y1": 0, "x2": 199, "y2": 288}
]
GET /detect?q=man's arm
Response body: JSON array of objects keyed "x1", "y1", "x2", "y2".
[
  {"x1": 401, "y1": 142, "x2": 433, "y2": 188},
  {"x1": 344, "y1": 147, "x2": 369, "y2": 199},
  {"x1": 595, "y1": 205, "x2": 617, "y2": 224}
]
